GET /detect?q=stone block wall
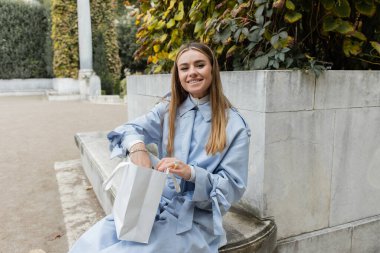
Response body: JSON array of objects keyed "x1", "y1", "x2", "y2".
[
  {"x1": 126, "y1": 70, "x2": 380, "y2": 245},
  {"x1": 0, "y1": 79, "x2": 53, "y2": 93}
]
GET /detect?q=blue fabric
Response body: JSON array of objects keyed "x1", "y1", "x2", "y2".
[{"x1": 69, "y1": 95, "x2": 251, "y2": 253}]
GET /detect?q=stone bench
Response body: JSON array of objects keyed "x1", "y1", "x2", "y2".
[{"x1": 75, "y1": 131, "x2": 277, "y2": 253}]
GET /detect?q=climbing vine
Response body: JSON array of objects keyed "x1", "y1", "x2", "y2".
[{"x1": 132, "y1": 0, "x2": 380, "y2": 74}]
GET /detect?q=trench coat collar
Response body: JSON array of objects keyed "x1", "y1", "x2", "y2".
[{"x1": 178, "y1": 95, "x2": 211, "y2": 122}]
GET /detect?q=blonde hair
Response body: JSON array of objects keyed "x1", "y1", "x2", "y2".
[{"x1": 167, "y1": 42, "x2": 232, "y2": 156}]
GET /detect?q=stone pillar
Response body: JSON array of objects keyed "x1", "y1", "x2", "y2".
[{"x1": 77, "y1": 0, "x2": 100, "y2": 99}]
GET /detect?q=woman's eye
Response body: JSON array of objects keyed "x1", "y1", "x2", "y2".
[
  {"x1": 180, "y1": 67, "x2": 188, "y2": 71},
  {"x1": 197, "y1": 64, "x2": 205, "y2": 68}
]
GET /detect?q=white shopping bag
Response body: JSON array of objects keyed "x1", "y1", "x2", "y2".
[{"x1": 102, "y1": 155, "x2": 180, "y2": 243}]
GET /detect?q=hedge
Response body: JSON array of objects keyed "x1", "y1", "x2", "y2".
[
  {"x1": 51, "y1": 0, "x2": 79, "y2": 79},
  {"x1": 50, "y1": 0, "x2": 121, "y2": 94},
  {"x1": 0, "y1": 0, "x2": 51, "y2": 79},
  {"x1": 91, "y1": 0, "x2": 121, "y2": 95}
]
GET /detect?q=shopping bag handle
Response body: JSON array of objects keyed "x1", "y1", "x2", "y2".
[
  {"x1": 103, "y1": 161, "x2": 130, "y2": 191},
  {"x1": 103, "y1": 160, "x2": 181, "y2": 193}
]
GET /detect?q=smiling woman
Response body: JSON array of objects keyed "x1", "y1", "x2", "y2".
[{"x1": 69, "y1": 42, "x2": 251, "y2": 253}]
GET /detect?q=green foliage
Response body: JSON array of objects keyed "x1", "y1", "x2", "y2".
[
  {"x1": 41, "y1": 0, "x2": 54, "y2": 78},
  {"x1": 119, "y1": 77, "x2": 127, "y2": 98},
  {"x1": 51, "y1": 0, "x2": 79, "y2": 78},
  {"x1": 133, "y1": 0, "x2": 380, "y2": 74},
  {"x1": 0, "y1": 0, "x2": 51, "y2": 79},
  {"x1": 51, "y1": 0, "x2": 121, "y2": 92},
  {"x1": 117, "y1": 9, "x2": 147, "y2": 77},
  {"x1": 91, "y1": 0, "x2": 122, "y2": 94},
  {"x1": 93, "y1": 32, "x2": 116, "y2": 94}
]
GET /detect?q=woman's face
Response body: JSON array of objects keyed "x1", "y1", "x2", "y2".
[{"x1": 177, "y1": 49, "x2": 212, "y2": 99}]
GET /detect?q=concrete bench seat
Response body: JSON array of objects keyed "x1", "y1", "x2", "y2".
[{"x1": 75, "y1": 131, "x2": 277, "y2": 253}]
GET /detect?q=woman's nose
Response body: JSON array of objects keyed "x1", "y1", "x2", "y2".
[{"x1": 188, "y1": 65, "x2": 197, "y2": 76}]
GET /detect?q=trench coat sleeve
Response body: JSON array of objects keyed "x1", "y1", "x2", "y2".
[
  {"x1": 107, "y1": 101, "x2": 168, "y2": 158},
  {"x1": 192, "y1": 125, "x2": 250, "y2": 235}
]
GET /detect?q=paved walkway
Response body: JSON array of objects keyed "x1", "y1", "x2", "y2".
[{"x1": 0, "y1": 96, "x2": 127, "y2": 253}]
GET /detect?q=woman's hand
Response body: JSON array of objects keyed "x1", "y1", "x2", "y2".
[
  {"x1": 129, "y1": 143, "x2": 152, "y2": 169},
  {"x1": 156, "y1": 157, "x2": 191, "y2": 180}
]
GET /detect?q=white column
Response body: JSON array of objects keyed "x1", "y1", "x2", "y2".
[
  {"x1": 77, "y1": 0, "x2": 93, "y2": 70},
  {"x1": 77, "y1": 0, "x2": 100, "y2": 99}
]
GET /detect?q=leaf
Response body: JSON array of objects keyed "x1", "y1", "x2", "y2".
[
  {"x1": 234, "y1": 28, "x2": 242, "y2": 41},
  {"x1": 168, "y1": 0, "x2": 176, "y2": 10},
  {"x1": 242, "y1": 27, "x2": 249, "y2": 36},
  {"x1": 255, "y1": 4, "x2": 265, "y2": 19},
  {"x1": 270, "y1": 34, "x2": 280, "y2": 46},
  {"x1": 216, "y1": 45, "x2": 224, "y2": 55},
  {"x1": 284, "y1": 11, "x2": 302, "y2": 23},
  {"x1": 279, "y1": 31, "x2": 288, "y2": 39},
  {"x1": 247, "y1": 42, "x2": 257, "y2": 51},
  {"x1": 333, "y1": 0, "x2": 351, "y2": 18},
  {"x1": 159, "y1": 34, "x2": 168, "y2": 42},
  {"x1": 166, "y1": 19, "x2": 175, "y2": 28},
  {"x1": 153, "y1": 44, "x2": 160, "y2": 53},
  {"x1": 370, "y1": 41, "x2": 380, "y2": 55},
  {"x1": 254, "y1": 0, "x2": 267, "y2": 6},
  {"x1": 194, "y1": 21, "x2": 204, "y2": 34},
  {"x1": 335, "y1": 21, "x2": 354, "y2": 34},
  {"x1": 154, "y1": 65, "x2": 163, "y2": 73},
  {"x1": 171, "y1": 29, "x2": 179, "y2": 40},
  {"x1": 248, "y1": 29, "x2": 260, "y2": 42},
  {"x1": 174, "y1": 2, "x2": 184, "y2": 21},
  {"x1": 252, "y1": 54, "x2": 269, "y2": 69},
  {"x1": 163, "y1": 9, "x2": 171, "y2": 19},
  {"x1": 273, "y1": 0, "x2": 285, "y2": 9},
  {"x1": 256, "y1": 15, "x2": 265, "y2": 25},
  {"x1": 286, "y1": 58, "x2": 294, "y2": 68},
  {"x1": 285, "y1": 0, "x2": 295, "y2": 10},
  {"x1": 278, "y1": 52, "x2": 285, "y2": 61},
  {"x1": 215, "y1": 28, "x2": 231, "y2": 44},
  {"x1": 226, "y1": 45, "x2": 238, "y2": 58},
  {"x1": 343, "y1": 39, "x2": 362, "y2": 56},
  {"x1": 155, "y1": 20, "x2": 166, "y2": 30},
  {"x1": 168, "y1": 48, "x2": 180, "y2": 60},
  {"x1": 320, "y1": 0, "x2": 334, "y2": 10},
  {"x1": 355, "y1": 1, "x2": 376, "y2": 17},
  {"x1": 322, "y1": 16, "x2": 340, "y2": 32},
  {"x1": 350, "y1": 31, "x2": 367, "y2": 41}
]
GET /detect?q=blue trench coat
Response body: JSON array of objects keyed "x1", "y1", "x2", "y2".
[{"x1": 69, "y1": 95, "x2": 251, "y2": 253}]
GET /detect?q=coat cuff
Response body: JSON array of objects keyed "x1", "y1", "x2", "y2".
[{"x1": 192, "y1": 165, "x2": 212, "y2": 202}]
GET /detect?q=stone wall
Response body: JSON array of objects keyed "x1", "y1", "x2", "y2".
[
  {"x1": 0, "y1": 79, "x2": 53, "y2": 95},
  {"x1": 126, "y1": 70, "x2": 380, "y2": 248}
]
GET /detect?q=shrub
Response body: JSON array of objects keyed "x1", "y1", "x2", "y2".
[
  {"x1": 0, "y1": 0, "x2": 51, "y2": 79},
  {"x1": 93, "y1": 31, "x2": 115, "y2": 94},
  {"x1": 133, "y1": 0, "x2": 380, "y2": 74},
  {"x1": 51, "y1": 0, "x2": 79, "y2": 78},
  {"x1": 117, "y1": 10, "x2": 147, "y2": 77},
  {"x1": 91, "y1": 0, "x2": 121, "y2": 94},
  {"x1": 50, "y1": 0, "x2": 121, "y2": 94}
]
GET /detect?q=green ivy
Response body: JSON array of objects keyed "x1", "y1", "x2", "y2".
[
  {"x1": 117, "y1": 11, "x2": 147, "y2": 77},
  {"x1": 133, "y1": 0, "x2": 380, "y2": 74},
  {"x1": 91, "y1": 0, "x2": 121, "y2": 94},
  {"x1": 51, "y1": 0, "x2": 79, "y2": 78},
  {"x1": 50, "y1": 0, "x2": 121, "y2": 93}
]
